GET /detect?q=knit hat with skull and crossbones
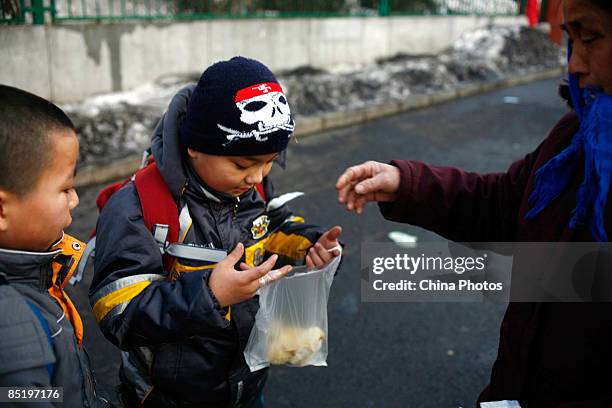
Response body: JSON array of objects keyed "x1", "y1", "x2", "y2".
[{"x1": 180, "y1": 56, "x2": 295, "y2": 156}]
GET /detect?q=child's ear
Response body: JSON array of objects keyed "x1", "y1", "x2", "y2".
[
  {"x1": 0, "y1": 190, "x2": 9, "y2": 232},
  {"x1": 186, "y1": 148, "x2": 199, "y2": 160}
]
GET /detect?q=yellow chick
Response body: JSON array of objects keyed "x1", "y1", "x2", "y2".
[{"x1": 267, "y1": 322, "x2": 325, "y2": 366}]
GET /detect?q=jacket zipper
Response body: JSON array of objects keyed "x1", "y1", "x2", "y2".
[{"x1": 233, "y1": 196, "x2": 240, "y2": 220}]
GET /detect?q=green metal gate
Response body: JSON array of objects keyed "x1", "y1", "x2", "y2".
[{"x1": 1, "y1": 0, "x2": 520, "y2": 24}]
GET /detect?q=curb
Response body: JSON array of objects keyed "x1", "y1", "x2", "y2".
[{"x1": 75, "y1": 66, "x2": 565, "y2": 187}]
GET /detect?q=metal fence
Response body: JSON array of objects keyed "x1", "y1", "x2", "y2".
[{"x1": 1, "y1": 0, "x2": 523, "y2": 24}]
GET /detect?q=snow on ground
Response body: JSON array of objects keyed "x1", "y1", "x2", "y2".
[{"x1": 65, "y1": 25, "x2": 564, "y2": 166}]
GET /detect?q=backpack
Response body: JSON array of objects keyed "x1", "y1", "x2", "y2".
[{"x1": 72, "y1": 156, "x2": 266, "y2": 284}]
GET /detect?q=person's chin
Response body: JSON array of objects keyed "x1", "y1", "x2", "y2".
[
  {"x1": 580, "y1": 77, "x2": 600, "y2": 90},
  {"x1": 231, "y1": 187, "x2": 252, "y2": 196},
  {"x1": 49, "y1": 231, "x2": 65, "y2": 249}
]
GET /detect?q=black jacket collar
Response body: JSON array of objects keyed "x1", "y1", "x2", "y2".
[{"x1": 0, "y1": 246, "x2": 60, "y2": 289}]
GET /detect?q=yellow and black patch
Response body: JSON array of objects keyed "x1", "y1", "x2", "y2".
[{"x1": 250, "y1": 215, "x2": 270, "y2": 240}]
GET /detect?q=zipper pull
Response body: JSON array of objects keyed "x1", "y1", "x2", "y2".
[
  {"x1": 233, "y1": 196, "x2": 240, "y2": 219},
  {"x1": 181, "y1": 180, "x2": 188, "y2": 197}
]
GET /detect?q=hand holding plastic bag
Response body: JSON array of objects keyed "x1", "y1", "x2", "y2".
[{"x1": 244, "y1": 252, "x2": 341, "y2": 372}]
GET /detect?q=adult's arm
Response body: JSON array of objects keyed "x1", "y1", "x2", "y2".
[{"x1": 377, "y1": 113, "x2": 580, "y2": 242}]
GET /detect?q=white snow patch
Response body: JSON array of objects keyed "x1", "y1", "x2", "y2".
[
  {"x1": 436, "y1": 0, "x2": 519, "y2": 15},
  {"x1": 63, "y1": 81, "x2": 190, "y2": 115},
  {"x1": 453, "y1": 26, "x2": 520, "y2": 61},
  {"x1": 388, "y1": 231, "x2": 418, "y2": 248}
]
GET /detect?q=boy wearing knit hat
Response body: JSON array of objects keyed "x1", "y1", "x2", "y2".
[{"x1": 90, "y1": 57, "x2": 342, "y2": 407}]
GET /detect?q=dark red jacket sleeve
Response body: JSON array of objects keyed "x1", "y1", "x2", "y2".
[{"x1": 378, "y1": 154, "x2": 537, "y2": 242}]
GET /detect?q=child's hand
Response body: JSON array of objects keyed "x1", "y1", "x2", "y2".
[
  {"x1": 305, "y1": 226, "x2": 342, "y2": 270},
  {"x1": 209, "y1": 243, "x2": 292, "y2": 307}
]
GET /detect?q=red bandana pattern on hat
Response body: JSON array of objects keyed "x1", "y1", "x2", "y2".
[{"x1": 218, "y1": 82, "x2": 294, "y2": 147}]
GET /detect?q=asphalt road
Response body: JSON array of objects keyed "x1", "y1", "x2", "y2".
[{"x1": 65, "y1": 77, "x2": 569, "y2": 408}]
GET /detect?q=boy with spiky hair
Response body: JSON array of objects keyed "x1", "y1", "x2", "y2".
[{"x1": 0, "y1": 85, "x2": 109, "y2": 407}]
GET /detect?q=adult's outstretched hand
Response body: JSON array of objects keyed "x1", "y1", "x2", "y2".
[{"x1": 336, "y1": 161, "x2": 401, "y2": 214}]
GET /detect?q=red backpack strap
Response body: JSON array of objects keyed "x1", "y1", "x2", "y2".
[
  {"x1": 133, "y1": 162, "x2": 180, "y2": 272},
  {"x1": 96, "y1": 180, "x2": 130, "y2": 211},
  {"x1": 90, "y1": 179, "x2": 131, "y2": 238},
  {"x1": 255, "y1": 182, "x2": 266, "y2": 204}
]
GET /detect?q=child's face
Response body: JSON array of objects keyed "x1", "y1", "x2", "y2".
[
  {"x1": 0, "y1": 129, "x2": 79, "y2": 251},
  {"x1": 187, "y1": 149, "x2": 278, "y2": 197}
]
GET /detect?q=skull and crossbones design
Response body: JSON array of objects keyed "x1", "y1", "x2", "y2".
[{"x1": 218, "y1": 82, "x2": 295, "y2": 146}]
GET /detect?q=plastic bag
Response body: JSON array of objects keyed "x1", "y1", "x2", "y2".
[{"x1": 244, "y1": 253, "x2": 341, "y2": 372}]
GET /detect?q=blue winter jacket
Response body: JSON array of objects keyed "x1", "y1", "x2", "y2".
[{"x1": 89, "y1": 85, "x2": 324, "y2": 407}]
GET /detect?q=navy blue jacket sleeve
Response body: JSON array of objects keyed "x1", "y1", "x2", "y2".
[{"x1": 89, "y1": 183, "x2": 229, "y2": 350}]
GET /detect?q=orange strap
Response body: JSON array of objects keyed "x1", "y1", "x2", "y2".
[{"x1": 49, "y1": 235, "x2": 85, "y2": 348}]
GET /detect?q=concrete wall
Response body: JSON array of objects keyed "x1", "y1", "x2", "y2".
[{"x1": 0, "y1": 15, "x2": 524, "y2": 103}]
